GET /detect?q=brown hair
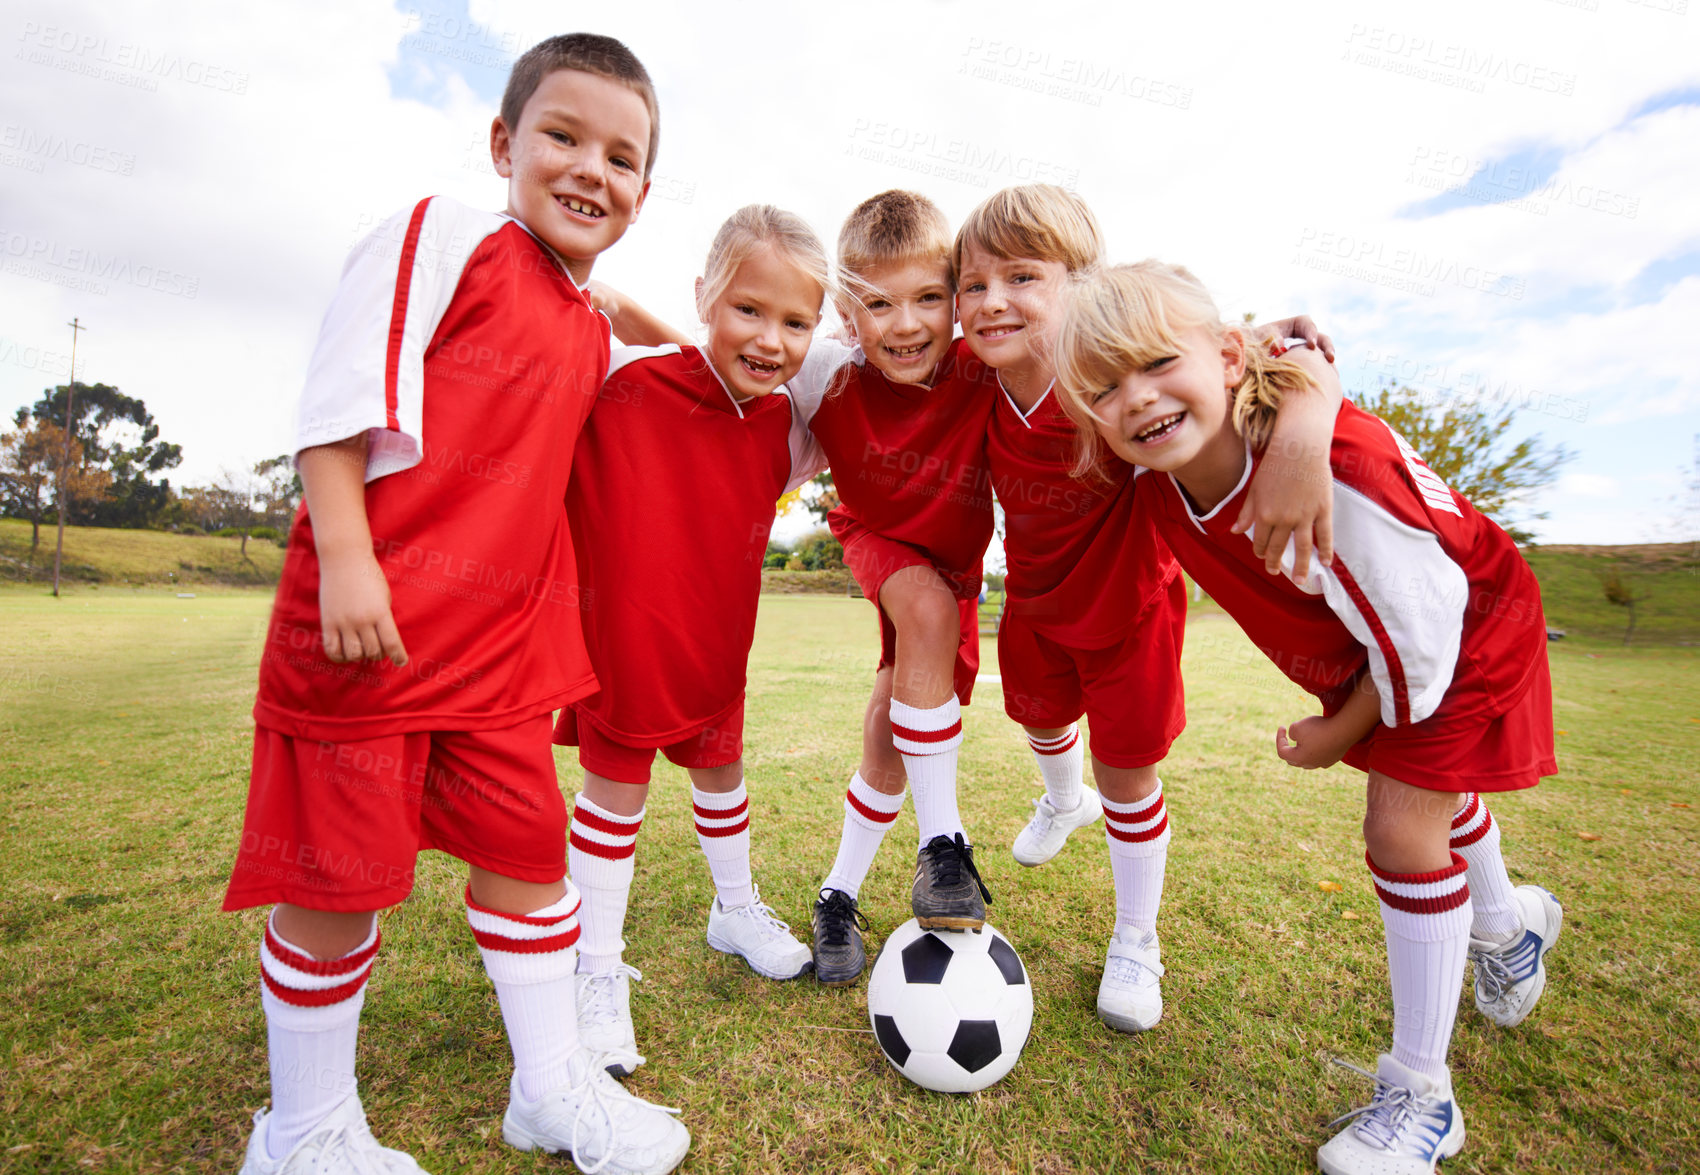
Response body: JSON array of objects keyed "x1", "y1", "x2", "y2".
[
  {"x1": 499, "y1": 34, "x2": 660, "y2": 179},
  {"x1": 953, "y1": 184, "x2": 1104, "y2": 277},
  {"x1": 1055, "y1": 261, "x2": 1318, "y2": 476}
]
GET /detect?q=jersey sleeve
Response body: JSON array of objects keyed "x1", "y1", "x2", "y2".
[
  {"x1": 294, "y1": 197, "x2": 499, "y2": 482},
  {"x1": 1282, "y1": 481, "x2": 1468, "y2": 728},
  {"x1": 779, "y1": 337, "x2": 852, "y2": 491}
]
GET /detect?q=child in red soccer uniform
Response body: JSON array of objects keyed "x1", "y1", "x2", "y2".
[
  {"x1": 557, "y1": 205, "x2": 845, "y2": 1069},
  {"x1": 801, "y1": 192, "x2": 1005, "y2": 979},
  {"x1": 1056, "y1": 260, "x2": 1562, "y2": 1175},
  {"x1": 223, "y1": 35, "x2": 687, "y2": 1175},
  {"x1": 954, "y1": 185, "x2": 1340, "y2": 1035},
  {"x1": 589, "y1": 192, "x2": 1004, "y2": 980}
]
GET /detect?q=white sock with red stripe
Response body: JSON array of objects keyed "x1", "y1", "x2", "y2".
[
  {"x1": 693, "y1": 782, "x2": 754, "y2": 909},
  {"x1": 1028, "y1": 726, "x2": 1085, "y2": 812},
  {"x1": 1103, "y1": 782, "x2": 1171, "y2": 935},
  {"x1": 1451, "y1": 792, "x2": 1520, "y2": 941},
  {"x1": 1368, "y1": 851, "x2": 1472, "y2": 1081},
  {"x1": 822, "y1": 772, "x2": 906, "y2": 899},
  {"x1": 568, "y1": 795, "x2": 643, "y2": 974},
  {"x1": 466, "y1": 884, "x2": 581, "y2": 1101},
  {"x1": 889, "y1": 697, "x2": 964, "y2": 845},
  {"x1": 258, "y1": 912, "x2": 378, "y2": 1161}
]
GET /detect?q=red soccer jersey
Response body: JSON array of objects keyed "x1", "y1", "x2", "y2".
[
  {"x1": 808, "y1": 338, "x2": 998, "y2": 584},
  {"x1": 568, "y1": 345, "x2": 821, "y2": 744},
  {"x1": 1142, "y1": 400, "x2": 1548, "y2": 728},
  {"x1": 254, "y1": 197, "x2": 608, "y2": 740},
  {"x1": 987, "y1": 382, "x2": 1180, "y2": 648}
]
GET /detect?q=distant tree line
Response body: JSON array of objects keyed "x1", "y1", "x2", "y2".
[{"x1": 0, "y1": 381, "x2": 301, "y2": 560}]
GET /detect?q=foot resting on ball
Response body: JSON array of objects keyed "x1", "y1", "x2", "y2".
[{"x1": 911, "y1": 834, "x2": 993, "y2": 931}]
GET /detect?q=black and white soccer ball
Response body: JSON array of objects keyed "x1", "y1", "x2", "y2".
[{"x1": 865, "y1": 918, "x2": 1033, "y2": 1093}]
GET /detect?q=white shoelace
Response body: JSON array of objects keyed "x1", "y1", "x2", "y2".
[
  {"x1": 578, "y1": 964, "x2": 642, "y2": 1028},
  {"x1": 561, "y1": 1064, "x2": 682, "y2": 1175},
  {"x1": 1325, "y1": 1060, "x2": 1439, "y2": 1153},
  {"x1": 731, "y1": 887, "x2": 795, "y2": 941},
  {"x1": 306, "y1": 1118, "x2": 395, "y2": 1175}
]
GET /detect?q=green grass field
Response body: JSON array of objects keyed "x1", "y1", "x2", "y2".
[{"x1": 1, "y1": 589, "x2": 1696, "y2": 1174}]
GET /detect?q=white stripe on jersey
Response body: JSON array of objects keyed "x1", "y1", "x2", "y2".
[
  {"x1": 1283, "y1": 482, "x2": 1469, "y2": 727},
  {"x1": 1384, "y1": 422, "x2": 1464, "y2": 517}
]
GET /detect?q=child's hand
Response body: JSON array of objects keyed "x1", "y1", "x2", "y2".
[
  {"x1": 1235, "y1": 435, "x2": 1333, "y2": 579},
  {"x1": 583, "y1": 281, "x2": 622, "y2": 318},
  {"x1": 1233, "y1": 340, "x2": 1340, "y2": 579},
  {"x1": 1275, "y1": 714, "x2": 1354, "y2": 770},
  {"x1": 1259, "y1": 315, "x2": 1336, "y2": 363},
  {"x1": 318, "y1": 553, "x2": 408, "y2": 665}
]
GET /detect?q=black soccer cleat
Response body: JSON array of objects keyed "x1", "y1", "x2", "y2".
[
  {"x1": 911, "y1": 834, "x2": 993, "y2": 931},
  {"x1": 811, "y1": 887, "x2": 869, "y2": 986}
]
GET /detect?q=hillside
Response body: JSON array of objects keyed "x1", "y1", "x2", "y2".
[
  {"x1": 3, "y1": 518, "x2": 1694, "y2": 645},
  {"x1": 0, "y1": 518, "x2": 285, "y2": 589}
]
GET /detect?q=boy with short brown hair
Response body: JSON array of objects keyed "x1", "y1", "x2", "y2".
[{"x1": 224, "y1": 32, "x2": 688, "y2": 1175}]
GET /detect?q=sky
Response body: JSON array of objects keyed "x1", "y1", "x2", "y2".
[{"x1": 2, "y1": 0, "x2": 1697, "y2": 553}]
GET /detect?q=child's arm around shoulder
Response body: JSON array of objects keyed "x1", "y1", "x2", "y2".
[
  {"x1": 299, "y1": 435, "x2": 407, "y2": 666},
  {"x1": 1233, "y1": 323, "x2": 1342, "y2": 581},
  {"x1": 585, "y1": 282, "x2": 692, "y2": 347}
]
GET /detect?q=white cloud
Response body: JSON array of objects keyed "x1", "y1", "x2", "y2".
[
  {"x1": 1559, "y1": 472, "x2": 1620, "y2": 498},
  {"x1": 0, "y1": 0, "x2": 1695, "y2": 551}
]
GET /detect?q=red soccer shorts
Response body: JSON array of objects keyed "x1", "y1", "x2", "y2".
[
  {"x1": 997, "y1": 574, "x2": 1187, "y2": 768},
  {"x1": 1343, "y1": 652, "x2": 1556, "y2": 793},
  {"x1": 839, "y1": 522, "x2": 981, "y2": 706},
  {"x1": 555, "y1": 701, "x2": 745, "y2": 785},
  {"x1": 223, "y1": 713, "x2": 567, "y2": 913}
]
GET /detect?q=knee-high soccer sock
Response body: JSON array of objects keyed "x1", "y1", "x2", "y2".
[
  {"x1": 1451, "y1": 792, "x2": 1520, "y2": 941},
  {"x1": 259, "y1": 912, "x2": 378, "y2": 1161},
  {"x1": 466, "y1": 885, "x2": 581, "y2": 1101},
  {"x1": 889, "y1": 697, "x2": 964, "y2": 846},
  {"x1": 1028, "y1": 725, "x2": 1085, "y2": 811},
  {"x1": 693, "y1": 782, "x2": 754, "y2": 909},
  {"x1": 1102, "y1": 782, "x2": 1171, "y2": 936},
  {"x1": 822, "y1": 772, "x2": 906, "y2": 899},
  {"x1": 1368, "y1": 851, "x2": 1472, "y2": 1081},
  {"x1": 568, "y1": 796, "x2": 643, "y2": 974}
]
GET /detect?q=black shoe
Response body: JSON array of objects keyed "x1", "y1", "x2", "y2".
[
  {"x1": 811, "y1": 888, "x2": 868, "y2": 985},
  {"x1": 911, "y1": 833, "x2": 993, "y2": 931}
]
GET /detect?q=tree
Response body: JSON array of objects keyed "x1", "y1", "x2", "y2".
[
  {"x1": 1355, "y1": 383, "x2": 1571, "y2": 545},
  {"x1": 0, "y1": 410, "x2": 109, "y2": 557},
  {"x1": 1599, "y1": 565, "x2": 1650, "y2": 646},
  {"x1": 28, "y1": 382, "x2": 183, "y2": 528},
  {"x1": 799, "y1": 471, "x2": 838, "y2": 524},
  {"x1": 253, "y1": 454, "x2": 302, "y2": 529}
]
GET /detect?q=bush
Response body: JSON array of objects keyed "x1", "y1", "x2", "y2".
[
  {"x1": 177, "y1": 524, "x2": 203, "y2": 536},
  {"x1": 249, "y1": 526, "x2": 280, "y2": 540}
]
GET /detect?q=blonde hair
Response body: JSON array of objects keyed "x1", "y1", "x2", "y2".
[
  {"x1": 1055, "y1": 261, "x2": 1319, "y2": 477},
  {"x1": 953, "y1": 184, "x2": 1104, "y2": 277},
  {"x1": 696, "y1": 205, "x2": 833, "y2": 320},
  {"x1": 837, "y1": 190, "x2": 953, "y2": 296}
]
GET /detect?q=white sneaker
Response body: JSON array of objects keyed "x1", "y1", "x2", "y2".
[
  {"x1": 1317, "y1": 1055, "x2": 1465, "y2": 1175},
  {"x1": 502, "y1": 1051, "x2": 689, "y2": 1174},
  {"x1": 1470, "y1": 885, "x2": 1563, "y2": 1028},
  {"x1": 239, "y1": 1093, "x2": 428, "y2": 1174},
  {"x1": 1012, "y1": 788, "x2": 1103, "y2": 866},
  {"x1": 704, "y1": 885, "x2": 813, "y2": 980},
  {"x1": 577, "y1": 964, "x2": 646, "y2": 1077},
  {"x1": 1097, "y1": 926, "x2": 1163, "y2": 1033}
]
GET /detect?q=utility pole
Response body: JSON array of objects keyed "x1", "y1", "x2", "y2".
[{"x1": 52, "y1": 317, "x2": 87, "y2": 598}]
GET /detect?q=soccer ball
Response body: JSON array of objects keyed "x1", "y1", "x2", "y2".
[{"x1": 865, "y1": 918, "x2": 1033, "y2": 1093}]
